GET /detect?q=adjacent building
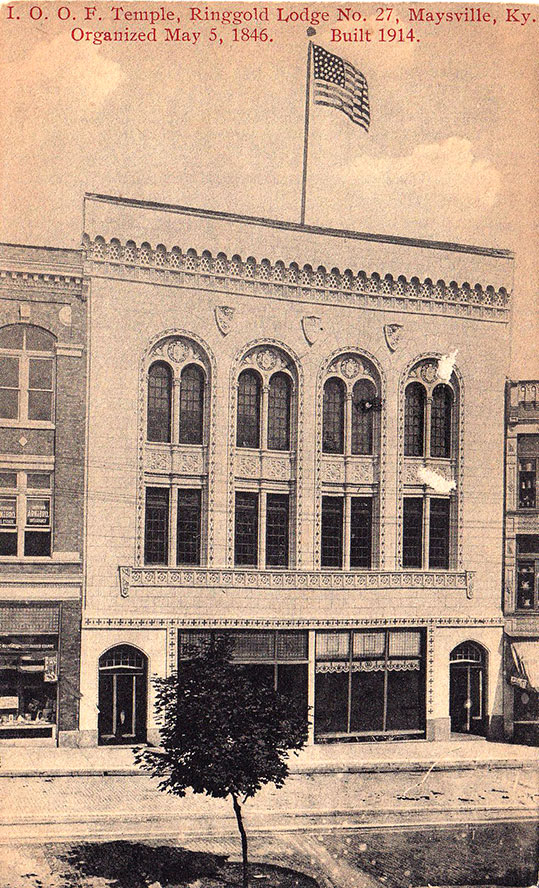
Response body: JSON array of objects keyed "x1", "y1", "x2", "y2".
[
  {"x1": 0, "y1": 244, "x2": 86, "y2": 745},
  {"x1": 78, "y1": 193, "x2": 514, "y2": 747},
  {"x1": 503, "y1": 380, "x2": 539, "y2": 744}
]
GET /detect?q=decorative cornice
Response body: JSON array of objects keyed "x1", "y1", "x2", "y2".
[
  {"x1": 117, "y1": 565, "x2": 472, "y2": 598},
  {"x1": 0, "y1": 269, "x2": 83, "y2": 292},
  {"x1": 83, "y1": 237, "x2": 511, "y2": 321}
]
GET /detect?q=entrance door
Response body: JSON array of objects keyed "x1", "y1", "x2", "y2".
[
  {"x1": 98, "y1": 645, "x2": 147, "y2": 745},
  {"x1": 449, "y1": 642, "x2": 487, "y2": 736}
]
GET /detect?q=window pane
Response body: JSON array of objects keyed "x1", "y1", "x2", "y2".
[
  {"x1": 24, "y1": 531, "x2": 51, "y2": 556},
  {"x1": 25, "y1": 327, "x2": 55, "y2": 351},
  {"x1": 276, "y1": 630, "x2": 308, "y2": 660},
  {"x1": 0, "y1": 390, "x2": 18, "y2": 420},
  {"x1": 350, "y1": 671, "x2": 385, "y2": 733},
  {"x1": 321, "y1": 496, "x2": 343, "y2": 568},
  {"x1": 518, "y1": 459, "x2": 536, "y2": 509},
  {"x1": 386, "y1": 668, "x2": 423, "y2": 731},
  {"x1": 179, "y1": 364, "x2": 204, "y2": 445},
  {"x1": 404, "y1": 382, "x2": 425, "y2": 457},
  {"x1": 0, "y1": 355, "x2": 19, "y2": 388},
  {"x1": 0, "y1": 325, "x2": 24, "y2": 348},
  {"x1": 351, "y1": 379, "x2": 376, "y2": 455},
  {"x1": 267, "y1": 373, "x2": 291, "y2": 451},
  {"x1": 316, "y1": 631, "x2": 349, "y2": 659},
  {"x1": 323, "y1": 378, "x2": 345, "y2": 454},
  {"x1": 26, "y1": 474, "x2": 51, "y2": 490},
  {"x1": 28, "y1": 390, "x2": 52, "y2": 421},
  {"x1": 315, "y1": 672, "x2": 349, "y2": 735},
  {"x1": 350, "y1": 497, "x2": 372, "y2": 568},
  {"x1": 431, "y1": 384, "x2": 452, "y2": 458},
  {"x1": 228, "y1": 630, "x2": 274, "y2": 661},
  {"x1": 26, "y1": 497, "x2": 51, "y2": 527},
  {"x1": 265, "y1": 493, "x2": 289, "y2": 567},
  {"x1": 517, "y1": 535, "x2": 539, "y2": 554},
  {"x1": 177, "y1": 489, "x2": 201, "y2": 565},
  {"x1": 353, "y1": 631, "x2": 385, "y2": 658},
  {"x1": 516, "y1": 562, "x2": 536, "y2": 610},
  {"x1": 234, "y1": 492, "x2": 258, "y2": 566},
  {"x1": 0, "y1": 531, "x2": 17, "y2": 556},
  {"x1": 429, "y1": 498, "x2": 450, "y2": 569},
  {"x1": 147, "y1": 363, "x2": 171, "y2": 443},
  {"x1": 0, "y1": 496, "x2": 17, "y2": 527},
  {"x1": 403, "y1": 498, "x2": 423, "y2": 568},
  {"x1": 237, "y1": 371, "x2": 260, "y2": 448},
  {"x1": 278, "y1": 663, "x2": 308, "y2": 717},
  {"x1": 29, "y1": 358, "x2": 53, "y2": 390},
  {"x1": 0, "y1": 473, "x2": 17, "y2": 488},
  {"x1": 144, "y1": 487, "x2": 169, "y2": 564}
]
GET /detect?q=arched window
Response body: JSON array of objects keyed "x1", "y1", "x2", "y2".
[
  {"x1": 351, "y1": 379, "x2": 377, "y2": 455},
  {"x1": 267, "y1": 372, "x2": 291, "y2": 451},
  {"x1": 0, "y1": 324, "x2": 55, "y2": 423},
  {"x1": 323, "y1": 378, "x2": 345, "y2": 454},
  {"x1": 404, "y1": 382, "x2": 426, "y2": 456},
  {"x1": 147, "y1": 362, "x2": 172, "y2": 443},
  {"x1": 237, "y1": 370, "x2": 261, "y2": 448},
  {"x1": 179, "y1": 364, "x2": 205, "y2": 445},
  {"x1": 431, "y1": 384, "x2": 453, "y2": 458}
]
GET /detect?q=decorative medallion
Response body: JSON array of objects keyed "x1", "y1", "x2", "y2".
[
  {"x1": 167, "y1": 340, "x2": 189, "y2": 363},
  {"x1": 340, "y1": 357, "x2": 361, "y2": 379},
  {"x1": 58, "y1": 305, "x2": 72, "y2": 327},
  {"x1": 256, "y1": 348, "x2": 278, "y2": 371},
  {"x1": 383, "y1": 323, "x2": 403, "y2": 352},
  {"x1": 215, "y1": 305, "x2": 235, "y2": 336},
  {"x1": 301, "y1": 315, "x2": 323, "y2": 346},
  {"x1": 419, "y1": 362, "x2": 438, "y2": 384}
]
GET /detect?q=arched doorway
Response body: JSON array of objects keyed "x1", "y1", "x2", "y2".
[
  {"x1": 98, "y1": 645, "x2": 147, "y2": 745},
  {"x1": 449, "y1": 642, "x2": 487, "y2": 736}
]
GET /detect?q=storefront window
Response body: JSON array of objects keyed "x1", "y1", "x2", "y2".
[
  {"x1": 0, "y1": 635, "x2": 57, "y2": 737},
  {"x1": 315, "y1": 629, "x2": 425, "y2": 740}
]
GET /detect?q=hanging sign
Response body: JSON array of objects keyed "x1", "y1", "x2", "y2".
[
  {"x1": 26, "y1": 498, "x2": 50, "y2": 527},
  {"x1": 0, "y1": 497, "x2": 16, "y2": 526}
]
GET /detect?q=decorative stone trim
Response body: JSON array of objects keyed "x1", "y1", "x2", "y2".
[
  {"x1": 117, "y1": 565, "x2": 471, "y2": 597},
  {"x1": 83, "y1": 237, "x2": 511, "y2": 322},
  {"x1": 0, "y1": 269, "x2": 84, "y2": 298},
  {"x1": 227, "y1": 340, "x2": 305, "y2": 567},
  {"x1": 84, "y1": 614, "x2": 503, "y2": 629},
  {"x1": 314, "y1": 348, "x2": 386, "y2": 567}
]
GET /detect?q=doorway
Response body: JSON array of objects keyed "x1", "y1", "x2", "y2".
[
  {"x1": 449, "y1": 641, "x2": 487, "y2": 736},
  {"x1": 98, "y1": 645, "x2": 147, "y2": 745}
]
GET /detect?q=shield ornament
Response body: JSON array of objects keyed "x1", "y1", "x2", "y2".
[
  {"x1": 383, "y1": 323, "x2": 403, "y2": 352},
  {"x1": 214, "y1": 305, "x2": 235, "y2": 336},
  {"x1": 302, "y1": 315, "x2": 323, "y2": 346}
]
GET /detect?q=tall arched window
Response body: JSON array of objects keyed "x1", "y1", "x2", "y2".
[
  {"x1": 267, "y1": 372, "x2": 291, "y2": 451},
  {"x1": 351, "y1": 379, "x2": 377, "y2": 455},
  {"x1": 404, "y1": 382, "x2": 426, "y2": 456},
  {"x1": 147, "y1": 362, "x2": 172, "y2": 443},
  {"x1": 179, "y1": 363, "x2": 204, "y2": 445},
  {"x1": 237, "y1": 370, "x2": 261, "y2": 448},
  {"x1": 323, "y1": 378, "x2": 345, "y2": 454},
  {"x1": 430, "y1": 384, "x2": 453, "y2": 458}
]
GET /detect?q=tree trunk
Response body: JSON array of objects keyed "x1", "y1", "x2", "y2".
[{"x1": 232, "y1": 793, "x2": 249, "y2": 888}]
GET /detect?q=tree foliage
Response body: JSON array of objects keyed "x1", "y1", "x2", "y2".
[{"x1": 135, "y1": 636, "x2": 309, "y2": 887}]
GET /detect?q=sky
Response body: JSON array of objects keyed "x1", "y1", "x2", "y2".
[{"x1": 0, "y1": 1, "x2": 537, "y2": 376}]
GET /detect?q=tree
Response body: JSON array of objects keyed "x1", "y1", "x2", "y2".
[{"x1": 134, "y1": 636, "x2": 309, "y2": 888}]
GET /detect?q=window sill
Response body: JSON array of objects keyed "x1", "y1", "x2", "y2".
[{"x1": 0, "y1": 420, "x2": 55, "y2": 430}]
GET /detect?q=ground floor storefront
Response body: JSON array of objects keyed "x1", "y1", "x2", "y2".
[
  {"x1": 0, "y1": 600, "x2": 81, "y2": 745},
  {"x1": 78, "y1": 618, "x2": 505, "y2": 747}
]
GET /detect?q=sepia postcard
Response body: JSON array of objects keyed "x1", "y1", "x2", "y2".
[{"x1": 0, "y1": 2, "x2": 537, "y2": 887}]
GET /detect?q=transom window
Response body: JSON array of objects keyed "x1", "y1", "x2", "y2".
[
  {"x1": 0, "y1": 471, "x2": 52, "y2": 558},
  {"x1": 0, "y1": 325, "x2": 55, "y2": 424}
]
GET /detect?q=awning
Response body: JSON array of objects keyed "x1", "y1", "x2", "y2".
[{"x1": 511, "y1": 641, "x2": 539, "y2": 692}]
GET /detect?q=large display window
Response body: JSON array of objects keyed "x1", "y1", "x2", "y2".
[
  {"x1": 0, "y1": 635, "x2": 58, "y2": 738},
  {"x1": 314, "y1": 629, "x2": 426, "y2": 741}
]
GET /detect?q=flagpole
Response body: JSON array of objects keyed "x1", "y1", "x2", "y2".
[{"x1": 300, "y1": 40, "x2": 313, "y2": 226}]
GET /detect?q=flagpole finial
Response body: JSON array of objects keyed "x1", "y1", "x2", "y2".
[{"x1": 306, "y1": 27, "x2": 316, "y2": 36}]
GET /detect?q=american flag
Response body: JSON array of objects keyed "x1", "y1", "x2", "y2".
[{"x1": 312, "y1": 44, "x2": 370, "y2": 132}]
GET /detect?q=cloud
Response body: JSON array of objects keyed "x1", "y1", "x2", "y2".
[
  {"x1": 2, "y1": 33, "x2": 125, "y2": 114},
  {"x1": 339, "y1": 137, "x2": 501, "y2": 237}
]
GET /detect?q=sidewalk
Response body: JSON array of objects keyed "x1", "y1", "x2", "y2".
[{"x1": 0, "y1": 737, "x2": 536, "y2": 778}]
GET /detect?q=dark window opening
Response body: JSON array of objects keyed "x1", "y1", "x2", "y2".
[
  {"x1": 265, "y1": 494, "x2": 289, "y2": 568},
  {"x1": 350, "y1": 497, "x2": 372, "y2": 568},
  {"x1": 234, "y1": 492, "x2": 258, "y2": 566},
  {"x1": 267, "y1": 372, "x2": 291, "y2": 451},
  {"x1": 351, "y1": 379, "x2": 376, "y2": 455},
  {"x1": 323, "y1": 378, "x2": 345, "y2": 454},
  {"x1": 147, "y1": 362, "x2": 172, "y2": 443},
  {"x1": 429, "y1": 498, "x2": 450, "y2": 569},
  {"x1": 430, "y1": 384, "x2": 453, "y2": 458},
  {"x1": 403, "y1": 498, "x2": 423, "y2": 568},
  {"x1": 179, "y1": 364, "x2": 204, "y2": 445},
  {"x1": 144, "y1": 487, "x2": 169, "y2": 564},
  {"x1": 518, "y1": 458, "x2": 536, "y2": 509},
  {"x1": 321, "y1": 496, "x2": 343, "y2": 568},
  {"x1": 404, "y1": 382, "x2": 426, "y2": 457},
  {"x1": 177, "y1": 489, "x2": 201, "y2": 565},
  {"x1": 237, "y1": 370, "x2": 261, "y2": 448}
]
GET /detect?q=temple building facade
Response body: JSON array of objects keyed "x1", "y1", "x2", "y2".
[
  {"x1": 77, "y1": 193, "x2": 514, "y2": 746},
  {"x1": 0, "y1": 243, "x2": 86, "y2": 745},
  {"x1": 503, "y1": 380, "x2": 539, "y2": 744}
]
